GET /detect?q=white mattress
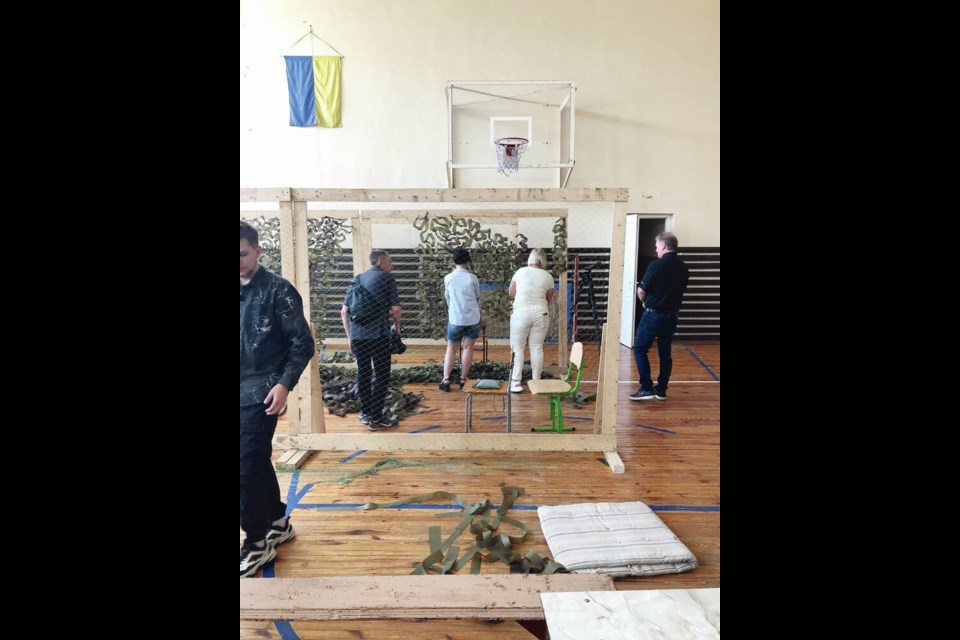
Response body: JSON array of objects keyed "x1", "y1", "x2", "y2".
[{"x1": 538, "y1": 502, "x2": 699, "y2": 577}]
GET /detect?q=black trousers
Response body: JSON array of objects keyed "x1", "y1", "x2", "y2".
[
  {"x1": 353, "y1": 336, "x2": 392, "y2": 420},
  {"x1": 239, "y1": 402, "x2": 287, "y2": 544}
]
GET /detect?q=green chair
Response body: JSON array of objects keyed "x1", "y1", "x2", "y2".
[{"x1": 527, "y1": 342, "x2": 584, "y2": 433}]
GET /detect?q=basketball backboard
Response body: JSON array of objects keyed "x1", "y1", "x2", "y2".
[{"x1": 447, "y1": 81, "x2": 576, "y2": 188}]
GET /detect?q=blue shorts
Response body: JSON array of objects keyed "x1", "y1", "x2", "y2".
[{"x1": 447, "y1": 321, "x2": 482, "y2": 342}]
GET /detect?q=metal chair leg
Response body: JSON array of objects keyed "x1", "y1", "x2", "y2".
[{"x1": 531, "y1": 395, "x2": 575, "y2": 433}]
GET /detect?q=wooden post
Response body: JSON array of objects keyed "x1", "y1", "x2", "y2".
[
  {"x1": 559, "y1": 270, "x2": 569, "y2": 366},
  {"x1": 293, "y1": 202, "x2": 311, "y2": 317},
  {"x1": 594, "y1": 324, "x2": 606, "y2": 433},
  {"x1": 292, "y1": 203, "x2": 324, "y2": 434},
  {"x1": 278, "y1": 201, "x2": 301, "y2": 434},
  {"x1": 600, "y1": 202, "x2": 627, "y2": 438},
  {"x1": 353, "y1": 217, "x2": 373, "y2": 276}
]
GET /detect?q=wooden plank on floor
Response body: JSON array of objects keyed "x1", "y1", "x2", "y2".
[
  {"x1": 603, "y1": 451, "x2": 625, "y2": 474},
  {"x1": 240, "y1": 574, "x2": 615, "y2": 621},
  {"x1": 275, "y1": 450, "x2": 297, "y2": 466},
  {"x1": 241, "y1": 619, "x2": 542, "y2": 639},
  {"x1": 275, "y1": 449, "x2": 313, "y2": 471}
]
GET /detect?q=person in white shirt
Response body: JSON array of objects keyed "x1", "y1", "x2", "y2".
[
  {"x1": 508, "y1": 248, "x2": 556, "y2": 393},
  {"x1": 440, "y1": 248, "x2": 482, "y2": 391}
]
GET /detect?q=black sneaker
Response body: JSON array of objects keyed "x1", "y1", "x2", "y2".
[
  {"x1": 359, "y1": 412, "x2": 371, "y2": 425},
  {"x1": 654, "y1": 391, "x2": 667, "y2": 401},
  {"x1": 629, "y1": 389, "x2": 657, "y2": 401},
  {"x1": 265, "y1": 518, "x2": 296, "y2": 547},
  {"x1": 368, "y1": 417, "x2": 398, "y2": 431},
  {"x1": 239, "y1": 541, "x2": 276, "y2": 578}
]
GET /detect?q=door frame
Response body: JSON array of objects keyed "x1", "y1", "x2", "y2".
[{"x1": 619, "y1": 214, "x2": 673, "y2": 348}]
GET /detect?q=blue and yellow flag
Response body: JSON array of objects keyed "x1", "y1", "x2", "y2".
[{"x1": 284, "y1": 56, "x2": 342, "y2": 127}]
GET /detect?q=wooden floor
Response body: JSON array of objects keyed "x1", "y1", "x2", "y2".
[{"x1": 241, "y1": 340, "x2": 720, "y2": 639}]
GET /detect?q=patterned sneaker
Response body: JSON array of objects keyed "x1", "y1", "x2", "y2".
[
  {"x1": 239, "y1": 541, "x2": 276, "y2": 578},
  {"x1": 265, "y1": 518, "x2": 296, "y2": 548},
  {"x1": 358, "y1": 412, "x2": 371, "y2": 425},
  {"x1": 368, "y1": 417, "x2": 398, "y2": 431},
  {"x1": 629, "y1": 389, "x2": 657, "y2": 401}
]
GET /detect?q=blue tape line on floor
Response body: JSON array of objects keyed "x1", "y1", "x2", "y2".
[
  {"x1": 410, "y1": 425, "x2": 443, "y2": 434},
  {"x1": 274, "y1": 621, "x2": 300, "y2": 640},
  {"x1": 480, "y1": 415, "x2": 593, "y2": 423},
  {"x1": 685, "y1": 347, "x2": 720, "y2": 382},
  {"x1": 636, "y1": 423, "x2": 677, "y2": 435},
  {"x1": 284, "y1": 470, "x2": 314, "y2": 517},
  {"x1": 339, "y1": 450, "x2": 367, "y2": 463}
]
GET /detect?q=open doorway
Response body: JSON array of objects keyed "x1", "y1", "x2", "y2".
[{"x1": 619, "y1": 215, "x2": 669, "y2": 348}]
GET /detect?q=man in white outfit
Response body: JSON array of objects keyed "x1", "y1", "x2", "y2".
[{"x1": 508, "y1": 248, "x2": 556, "y2": 393}]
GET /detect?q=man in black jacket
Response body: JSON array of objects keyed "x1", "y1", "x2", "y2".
[
  {"x1": 630, "y1": 232, "x2": 689, "y2": 401},
  {"x1": 240, "y1": 221, "x2": 315, "y2": 577}
]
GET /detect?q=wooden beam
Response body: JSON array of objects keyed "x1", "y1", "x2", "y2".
[
  {"x1": 304, "y1": 210, "x2": 360, "y2": 220},
  {"x1": 360, "y1": 210, "x2": 567, "y2": 223},
  {"x1": 240, "y1": 574, "x2": 615, "y2": 621},
  {"x1": 281, "y1": 189, "x2": 628, "y2": 203},
  {"x1": 440, "y1": 189, "x2": 521, "y2": 202},
  {"x1": 365, "y1": 190, "x2": 446, "y2": 202},
  {"x1": 239, "y1": 210, "x2": 280, "y2": 220},
  {"x1": 240, "y1": 188, "x2": 291, "y2": 202},
  {"x1": 291, "y1": 189, "x2": 369, "y2": 202},
  {"x1": 322, "y1": 337, "x2": 512, "y2": 347},
  {"x1": 518, "y1": 188, "x2": 629, "y2": 203},
  {"x1": 275, "y1": 432, "x2": 617, "y2": 452}
]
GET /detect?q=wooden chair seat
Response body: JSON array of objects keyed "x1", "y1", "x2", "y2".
[
  {"x1": 528, "y1": 380, "x2": 572, "y2": 395},
  {"x1": 529, "y1": 342, "x2": 584, "y2": 433}
]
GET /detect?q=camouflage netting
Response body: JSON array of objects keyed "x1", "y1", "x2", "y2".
[{"x1": 412, "y1": 214, "x2": 567, "y2": 340}]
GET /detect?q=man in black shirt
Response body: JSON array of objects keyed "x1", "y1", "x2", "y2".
[
  {"x1": 341, "y1": 250, "x2": 402, "y2": 431},
  {"x1": 630, "y1": 232, "x2": 690, "y2": 401},
  {"x1": 240, "y1": 221, "x2": 315, "y2": 577}
]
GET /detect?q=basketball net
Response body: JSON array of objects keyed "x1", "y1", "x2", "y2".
[{"x1": 495, "y1": 138, "x2": 529, "y2": 176}]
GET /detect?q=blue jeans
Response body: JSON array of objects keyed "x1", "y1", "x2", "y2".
[
  {"x1": 633, "y1": 309, "x2": 679, "y2": 394},
  {"x1": 240, "y1": 403, "x2": 287, "y2": 544}
]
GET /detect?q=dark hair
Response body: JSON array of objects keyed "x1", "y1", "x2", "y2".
[
  {"x1": 240, "y1": 220, "x2": 259, "y2": 246},
  {"x1": 369, "y1": 250, "x2": 388, "y2": 266},
  {"x1": 452, "y1": 248, "x2": 470, "y2": 265},
  {"x1": 656, "y1": 232, "x2": 679, "y2": 251}
]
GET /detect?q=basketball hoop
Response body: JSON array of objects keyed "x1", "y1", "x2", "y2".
[{"x1": 495, "y1": 137, "x2": 529, "y2": 176}]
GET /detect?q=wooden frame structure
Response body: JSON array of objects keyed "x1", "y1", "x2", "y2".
[
  {"x1": 241, "y1": 574, "x2": 614, "y2": 621},
  {"x1": 240, "y1": 188, "x2": 628, "y2": 473}
]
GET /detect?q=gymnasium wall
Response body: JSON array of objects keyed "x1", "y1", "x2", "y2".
[{"x1": 240, "y1": 0, "x2": 720, "y2": 247}]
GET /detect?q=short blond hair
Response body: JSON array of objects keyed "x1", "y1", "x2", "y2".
[{"x1": 527, "y1": 248, "x2": 547, "y2": 268}]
